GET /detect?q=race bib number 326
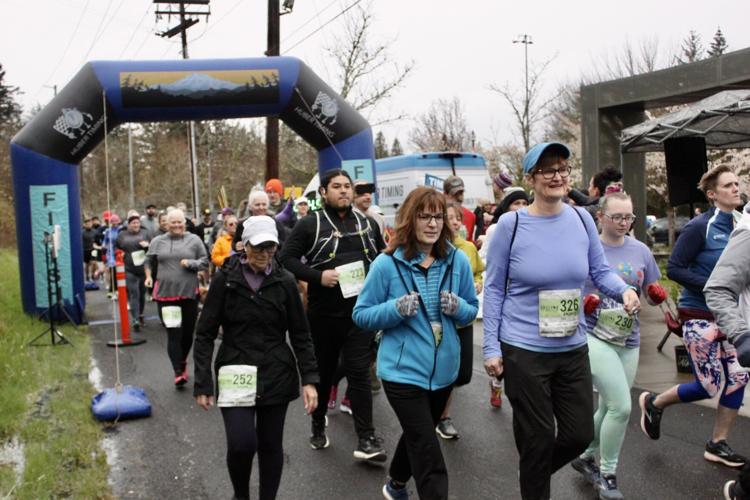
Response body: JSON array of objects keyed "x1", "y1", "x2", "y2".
[{"x1": 539, "y1": 289, "x2": 580, "y2": 338}]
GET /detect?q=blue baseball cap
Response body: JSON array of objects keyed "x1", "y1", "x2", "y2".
[{"x1": 522, "y1": 142, "x2": 571, "y2": 174}]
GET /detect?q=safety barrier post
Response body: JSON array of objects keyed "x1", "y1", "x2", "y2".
[{"x1": 107, "y1": 250, "x2": 146, "y2": 347}]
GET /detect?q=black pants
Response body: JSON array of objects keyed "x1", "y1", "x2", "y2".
[
  {"x1": 383, "y1": 380, "x2": 452, "y2": 500},
  {"x1": 455, "y1": 324, "x2": 473, "y2": 387},
  {"x1": 125, "y1": 271, "x2": 146, "y2": 323},
  {"x1": 309, "y1": 312, "x2": 375, "y2": 438},
  {"x1": 157, "y1": 299, "x2": 199, "y2": 374},
  {"x1": 221, "y1": 403, "x2": 289, "y2": 500},
  {"x1": 502, "y1": 342, "x2": 594, "y2": 500}
]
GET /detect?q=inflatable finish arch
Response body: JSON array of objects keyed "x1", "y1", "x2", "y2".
[{"x1": 11, "y1": 56, "x2": 374, "y2": 323}]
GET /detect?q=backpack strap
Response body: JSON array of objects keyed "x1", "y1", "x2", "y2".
[{"x1": 504, "y1": 212, "x2": 519, "y2": 294}]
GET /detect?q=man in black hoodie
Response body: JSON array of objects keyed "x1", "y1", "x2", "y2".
[{"x1": 280, "y1": 168, "x2": 386, "y2": 463}]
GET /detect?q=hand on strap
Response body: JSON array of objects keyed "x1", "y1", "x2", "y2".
[
  {"x1": 440, "y1": 291, "x2": 460, "y2": 317},
  {"x1": 396, "y1": 292, "x2": 420, "y2": 317}
]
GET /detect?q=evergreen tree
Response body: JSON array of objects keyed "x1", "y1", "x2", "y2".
[
  {"x1": 0, "y1": 63, "x2": 22, "y2": 131},
  {"x1": 391, "y1": 137, "x2": 404, "y2": 156},
  {"x1": 374, "y1": 131, "x2": 389, "y2": 158},
  {"x1": 707, "y1": 27, "x2": 728, "y2": 57},
  {"x1": 676, "y1": 30, "x2": 704, "y2": 64}
]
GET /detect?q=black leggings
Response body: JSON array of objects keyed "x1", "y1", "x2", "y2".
[
  {"x1": 383, "y1": 380, "x2": 453, "y2": 500},
  {"x1": 157, "y1": 299, "x2": 198, "y2": 374},
  {"x1": 221, "y1": 403, "x2": 289, "y2": 500},
  {"x1": 455, "y1": 325, "x2": 473, "y2": 387}
]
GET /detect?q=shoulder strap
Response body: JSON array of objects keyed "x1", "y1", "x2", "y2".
[
  {"x1": 505, "y1": 212, "x2": 519, "y2": 294},
  {"x1": 390, "y1": 254, "x2": 413, "y2": 293},
  {"x1": 571, "y1": 205, "x2": 587, "y2": 231}
]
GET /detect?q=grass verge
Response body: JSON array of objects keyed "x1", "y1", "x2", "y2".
[{"x1": 0, "y1": 249, "x2": 112, "y2": 499}]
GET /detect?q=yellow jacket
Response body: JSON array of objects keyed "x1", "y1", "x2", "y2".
[
  {"x1": 211, "y1": 232, "x2": 233, "y2": 267},
  {"x1": 453, "y1": 236, "x2": 484, "y2": 285}
]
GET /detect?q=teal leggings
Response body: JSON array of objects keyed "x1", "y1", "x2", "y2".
[{"x1": 582, "y1": 334, "x2": 639, "y2": 474}]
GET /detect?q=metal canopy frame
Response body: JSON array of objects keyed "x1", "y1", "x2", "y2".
[{"x1": 620, "y1": 90, "x2": 750, "y2": 153}]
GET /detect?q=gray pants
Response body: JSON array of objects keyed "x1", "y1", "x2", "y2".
[{"x1": 125, "y1": 270, "x2": 146, "y2": 324}]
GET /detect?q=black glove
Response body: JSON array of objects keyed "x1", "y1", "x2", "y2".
[{"x1": 734, "y1": 333, "x2": 750, "y2": 368}]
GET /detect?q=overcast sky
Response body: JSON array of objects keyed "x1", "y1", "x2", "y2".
[{"x1": 4, "y1": 0, "x2": 750, "y2": 150}]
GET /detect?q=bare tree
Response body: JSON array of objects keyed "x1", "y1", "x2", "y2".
[
  {"x1": 409, "y1": 97, "x2": 472, "y2": 152},
  {"x1": 489, "y1": 56, "x2": 557, "y2": 151},
  {"x1": 324, "y1": 0, "x2": 413, "y2": 125}
]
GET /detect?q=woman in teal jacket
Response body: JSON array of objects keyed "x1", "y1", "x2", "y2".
[{"x1": 353, "y1": 186, "x2": 478, "y2": 500}]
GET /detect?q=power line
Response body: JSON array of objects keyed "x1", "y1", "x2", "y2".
[
  {"x1": 188, "y1": 0, "x2": 244, "y2": 45},
  {"x1": 32, "y1": 0, "x2": 91, "y2": 102},
  {"x1": 282, "y1": 0, "x2": 362, "y2": 54},
  {"x1": 119, "y1": 4, "x2": 153, "y2": 58},
  {"x1": 77, "y1": 0, "x2": 116, "y2": 64},
  {"x1": 281, "y1": 0, "x2": 338, "y2": 44}
]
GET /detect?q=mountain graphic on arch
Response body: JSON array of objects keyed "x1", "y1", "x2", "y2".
[{"x1": 120, "y1": 69, "x2": 280, "y2": 108}]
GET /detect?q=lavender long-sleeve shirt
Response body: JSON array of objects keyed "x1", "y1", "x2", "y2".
[{"x1": 482, "y1": 205, "x2": 629, "y2": 359}]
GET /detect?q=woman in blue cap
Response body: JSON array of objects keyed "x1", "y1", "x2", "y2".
[{"x1": 482, "y1": 142, "x2": 640, "y2": 500}]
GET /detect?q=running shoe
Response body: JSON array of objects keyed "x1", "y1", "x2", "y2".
[
  {"x1": 382, "y1": 479, "x2": 409, "y2": 500},
  {"x1": 638, "y1": 391, "x2": 663, "y2": 440},
  {"x1": 340, "y1": 396, "x2": 353, "y2": 415},
  {"x1": 571, "y1": 456, "x2": 600, "y2": 485},
  {"x1": 354, "y1": 434, "x2": 387, "y2": 462},
  {"x1": 327, "y1": 386, "x2": 338, "y2": 411},
  {"x1": 595, "y1": 474, "x2": 624, "y2": 500},
  {"x1": 132, "y1": 321, "x2": 141, "y2": 332},
  {"x1": 174, "y1": 373, "x2": 187, "y2": 387},
  {"x1": 489, "y1": 379, "x2": 503, "y2": 408},
  {"x1": 435, "y1": 417, "x2": 459, "y2": 439},
  {"x1": 705, "y1": 440, "x2": 748, "y2": 468},
  {"x1": 310, "y1": 419, "x2": 330, "y2": 450}
]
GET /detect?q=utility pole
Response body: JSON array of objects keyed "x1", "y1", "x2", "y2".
[
  {"x1": 265, "y1": 0, "x2": 281, "y2": 181},
  {"x1": 154, "y1": 0, "x2": 210, "y2": 219},
  {"x1": 128, "y1": 125, "x2": 135, "y2": 208},
  {"x1": 513, "y1": 34, "x2": 533, "y2": 151}
]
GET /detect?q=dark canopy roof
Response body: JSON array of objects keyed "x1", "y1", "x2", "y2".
[{"x1": 620, "y1": 90, "x2": 750, "y2": 153}]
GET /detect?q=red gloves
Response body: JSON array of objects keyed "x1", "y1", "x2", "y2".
[
  {"x1": 646, "y1": 283, "x2": 668, "y2": 306},
  {"x1": 583, "y1": 294, "x2": 601, "y2": 315}
]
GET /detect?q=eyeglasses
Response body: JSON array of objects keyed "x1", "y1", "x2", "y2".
[
  {"x1": 536, "y1": 165, "x2": 572, "y2": 180},
  {"x1": 416, "y1": 213, "x2": 445, "y2": 224},
  {"x1": 226, "y1": 222, "x2": 237, "y2": 227},
  {"x1": 249, "y1": 242, "x2": 278, "y2": 254},
  {"x1": 603, "y1": 213, "x2": 636, "y2": 224}
]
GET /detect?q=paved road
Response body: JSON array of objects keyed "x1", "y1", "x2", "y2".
[{"x1": 87, "y1": 290, "x2": 746, "y2": 499}]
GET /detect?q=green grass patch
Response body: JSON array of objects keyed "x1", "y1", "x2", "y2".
[
  {"x1": 655, "y1": 253, "x2": 681, "y2": 304},
  {"x1": 0, "y1": 249, "x2": 112, "y2": 499}
]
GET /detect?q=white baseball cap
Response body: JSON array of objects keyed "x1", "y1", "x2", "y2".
[
  {"x1": 294, "y1": 196, "x2": 309, "y2": 206},
  {"x1": 241, "y1": 216, "x2": 279, "y2": 247}
]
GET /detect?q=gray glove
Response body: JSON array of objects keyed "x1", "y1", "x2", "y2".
[
  {"x1": 440, "y1": 291, "x2": 459, "y2": 317},
  {"x1": 396, "y1": 292, "x2": 420, "y2": 317}
]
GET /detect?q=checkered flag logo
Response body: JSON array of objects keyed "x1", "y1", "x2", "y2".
[
  {"x1": 52, "y1": 108, "x2": 93, "y2": 140},
  {"x1": 53, "y1": 114, "x2": 76, "y2": 139}
]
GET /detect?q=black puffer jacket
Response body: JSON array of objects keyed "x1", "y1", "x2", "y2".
[{"x1": 193, "y1": 257, "x2": 319, "y2": 406}]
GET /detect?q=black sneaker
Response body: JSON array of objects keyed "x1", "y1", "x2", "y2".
[
  {"x1": 435, "y1": 417, "x2": 459, "y2": 439},
  {"x1": 638, "y1": 391, "x2": 663, "y2": 440},
  {"x1": 310, "y1": 419, "x2": 329, "y2": 450},
  {"x1": 705, "y1": 440, "x2": 747, "y2": 468},
  {"x1": 571, "y1": 456, "x2": 600, "y2": 485},
  {"x1": 595, "y1": 474, "x2": 624, "y2": 500},
  {"x1": 354, "y1": 434, "x2": 387, "y2": 462}
]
